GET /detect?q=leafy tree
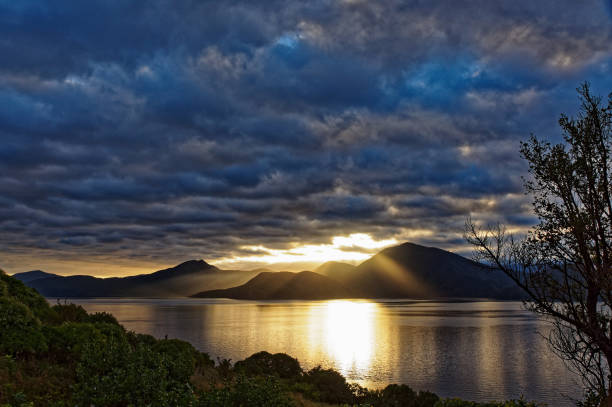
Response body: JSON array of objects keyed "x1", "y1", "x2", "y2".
[
  {"x1": 301, "y1": 366, "x2": 354, "y2": 404},
  {"x1": 49, "y1": 303, "x2": 89, "y2": 324},
  {"x1": 73, "y1": 334, "x2": 195, "y2": 406},
  {"x1": 233, "y1": 351, "x2": 302, "y2": 379},
  {"x1": 0, "y1": 297, "x2": 47, "y2": 356},
  {"x1": 87, "y1": 311, "x2": 119, "y2": 325},
  {"x1": 0, "y1": 270, "x2": 55, "y2": 323},
  {"x1": 465, "y1": 83, "x2": 612, "y2": 403}
]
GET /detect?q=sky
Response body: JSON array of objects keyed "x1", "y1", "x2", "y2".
[{"x1": 1, "y1": 0, "x2": 612, "y2": 276}]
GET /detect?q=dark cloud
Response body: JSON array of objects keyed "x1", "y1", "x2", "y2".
[{"x1": 1, "y1": 0, "x2": 612, "y2": 274}]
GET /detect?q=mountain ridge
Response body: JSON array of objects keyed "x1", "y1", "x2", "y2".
[
  {"x1": 12, "y1": 260, "x2": 257, "y2": 298},
  {"x1": 192, "y1": 271, "x2": 355, "y2": 300},
  {"x1": 12, "y1": 242, "x2": 524, "y2": 299},
  {"x1": 193, "y1": 242, "x2": 523, "y2": 300}
]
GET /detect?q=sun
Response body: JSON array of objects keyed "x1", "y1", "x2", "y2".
[{"x1": 216, "y1": 233, "x2": 399, "y2": 267}]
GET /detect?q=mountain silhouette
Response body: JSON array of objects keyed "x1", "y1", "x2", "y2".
[
  {"x1": 13, "y1": 242, "x2": 523, "y2": 299},
  {"x1": 12, "y1": 260, "x2": 259, "y2": 298},
  {"x1": 193, "y1": 243, "x2": 522, "y2": 300},
  {"x1": 314, "y1": 261, "x2": 357, "y2": 283},
  {"x1": 191, "y1": 271, "x2": 354, "y2": 300},
  {"x1": 340, "y1": 242, "x2": 521, "y2": 299},
  {"x1": 12, "y1": 270, "x2": 58, "y2": 283}
]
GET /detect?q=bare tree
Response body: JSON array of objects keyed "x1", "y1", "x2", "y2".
[{"x1": 465, "y1": 83, "x2": 612, "y2": 405}]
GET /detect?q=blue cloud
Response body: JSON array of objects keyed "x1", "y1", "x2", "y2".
[{"x1": 1, "y1": 0, "x2": 612, "y2": 272}]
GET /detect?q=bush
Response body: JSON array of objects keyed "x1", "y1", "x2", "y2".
[
  {"x1": 127, "y1": 331, "x2": 158, "y2": 347},
  {"x1": 217, "y1": 358, "x2": 233, "y2": 380},
  {"x1": 42, "y1": 322, "x2": 124, "y2": 362},
  {"x1": 301, "y1": 366, "x2": 354, "y2": 404},
  {"x1": 4, "y1": 391, "x2": 33, "y2": 407},
  {"x1": 196, "y1": 351, "x2": 215, "y2": 369},
  {"x1": 0, "y1": 297, "x2": 47, "y2": 355},
  {"x1": 49, "y1": 303, "x2": 89, "y2": 324},
  {"x1": 234, "y1": 351, "x2": 302, "y2": 379},
  {"x1": 152, "y1": 339, "x2": 198, "y2": 382},
  {"x1": 373, "y1": 384, "x2": 439, "y2": 407},
  {"x1": 87, "y1": 311, "x2": 119, "y2": 325},
  {"x1": 197, "y1": 375, "x2": 292, "y2": 407},
  {"x1": 73, "y1": 335, "x2": 195, "y2": 407},
  {"x1": 0, "y1": 270, "x2": 55, "y2": 323}
]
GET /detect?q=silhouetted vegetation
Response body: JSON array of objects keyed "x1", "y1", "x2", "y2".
[
  {"x1": 234, "y1": 351, "x2": 302, "y2": 379},
  {"x1": 466, "y1": 83, "x2": 612, "y2": 403},
  {"x1": 1, "y1": 269, "x2": 545, "y2": 406}
]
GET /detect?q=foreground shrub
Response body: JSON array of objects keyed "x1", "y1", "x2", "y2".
[
  {"x1": 376, "y1": 384, "x2": 439, "y2": 407},
  {"x1": 73, "y1": 335, "x2": 195, "y2": 407},
  {"x1": 301, "y1": 366, "x2": 354, "y2": 404},
  {"x1": 197, "y1": 375, "x2": 292, "y2": 407},
  {"x1": 152, "y1": 339, "x2": 199, "y2": 382},
  {"x1": 87, "y1": 311, "x2": 119, "y2": 325},
  {"x1": 42, "y1": 321, "x2": 126, "y2": 364},
  {"x1": 234, "y1": 351, "x2": 302, "y2": 379},
  {"x1": 0, "y1": 298, "x2": 47, "y2": 356},
  {"x1": 49, "y1": 303, "x2": 89, "y2": 324},
  {"x1": 0, "y1": 270, "x2": 54, "y2": 323}
]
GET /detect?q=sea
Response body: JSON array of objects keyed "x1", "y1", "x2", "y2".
[{"x1": 66, "y1": 298, "x2": 583, "y2": 406}]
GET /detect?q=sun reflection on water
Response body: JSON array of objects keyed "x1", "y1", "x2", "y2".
[{"x1": 320, "y1": 300, "x2": 379, "y2": 377}]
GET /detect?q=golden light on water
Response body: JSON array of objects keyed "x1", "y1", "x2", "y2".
[
  {"x1": 76, "y1": 298, "x2": 581, "y2": 402},
  {"x1": 324, "y1": 300, "x2": 378, "y2": 373}
]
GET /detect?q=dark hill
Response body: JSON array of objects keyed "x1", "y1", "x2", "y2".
[
  {"x1": 314, "y1": 262, "x2": 356, "y2": 283},
  {"x1": 191, "y1": 271, "x2": 355, "y2": 300},
  {"x1": 193, "y1": 243, "x2": 523, "y2": 300},
  {"x1": 13, "y1": 243, "x2": 524, "y2": 300},
  {"x1": 13, "y1": 260, "x2": 259, "y2": 298},
  {"x1": 342, "y1": 242, "x2": 521, "y2": 299},
  {"x1": 12, "y1": 270, "x2": 59, "y2": 283}
]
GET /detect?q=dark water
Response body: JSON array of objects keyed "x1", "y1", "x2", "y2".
[{"x1": 69, "y1": 298, "x2": 582, "y2": 405}]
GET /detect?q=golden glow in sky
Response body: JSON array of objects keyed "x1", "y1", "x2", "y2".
[{"x1": 217, "y1": 233, "x2": 398, "y2": 268}]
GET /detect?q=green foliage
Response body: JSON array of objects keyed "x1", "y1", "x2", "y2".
[
  {"x1": 152, "y1": 339, "x2": 198, "y2": 382},
  {"x1": 372, "y1": 384, "x2": 439, "y2": 407},
  {"x1": 196, "y1": 351, "x2": 215, "y2": 369},
  {"x1": 3, "y1": 392, "x2": 34, "y2": 407},
  {"x1": 301, "y1": 366, "x2": 354, "y2": 404},
  {"x1": 87, "y1": 311, "x2": 119, "y2": 325},
  {"x1": 73, "y1": 335, "x2": 195, "y2": 407},
  {"x1": 234, "y1": 351, "x2": 302, "y2": 379},
  {"x1": 197, "y1": 375, "x2": 293, "y2": 407},
  {"x1": 0, "y1": 297, "x2": 47, "y2": 355},
  {"x1": 217, "y1": 357, "x2": 233, "y2": 380},
  {"x1": 42, "y1": 322, "x2": 123, "y2": 362},
  {"x1": 0, "y1": 270, "x2": 54, "y2": 323},
  {"x1": 0, "y1": 354, "x2": 75, "y2": 406},
  {"x1": 127, "y1": 331, "x2": 158, "y2": 347},
  {"x1": 49, "y1": 303, "x2": 89, "y2": 324}
]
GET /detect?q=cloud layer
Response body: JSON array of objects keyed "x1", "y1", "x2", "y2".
[{"x1": 1, "y1": 0, "x2": 612, "y2": 275}]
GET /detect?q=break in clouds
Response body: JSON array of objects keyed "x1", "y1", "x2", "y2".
[{"x1": 1, "y1": 0, "x2": 612, "y2": 275}]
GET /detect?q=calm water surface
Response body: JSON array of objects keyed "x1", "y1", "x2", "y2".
[{"x1": 69, "y1": 299, "x2": 582, "y2": 405}]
